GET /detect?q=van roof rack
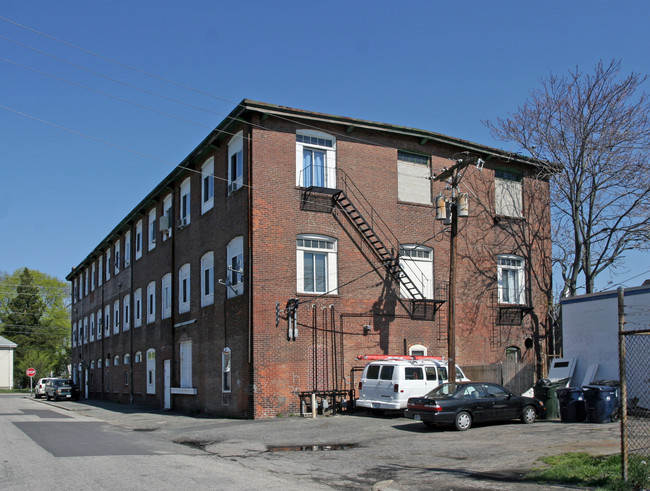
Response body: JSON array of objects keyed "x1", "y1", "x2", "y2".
[{"x1": 356, "y1": 354, "x2": 445, "y2": 361}]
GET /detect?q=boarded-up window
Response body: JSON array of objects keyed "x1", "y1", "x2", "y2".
[
  {"x1": 495, "y1": 170, "x2": 523, "y2": 217},
  {"x1": 398, "y1": 151, "x2": 431, "y2": 204}
]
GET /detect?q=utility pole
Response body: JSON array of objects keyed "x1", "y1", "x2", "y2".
[{"x1": 434, "y1": 153, "x2": 482, "y2": 382}]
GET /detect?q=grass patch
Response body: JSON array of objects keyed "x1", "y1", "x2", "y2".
[{"x1": 528, "y1": 452, "x2": 649, "y2": 490}]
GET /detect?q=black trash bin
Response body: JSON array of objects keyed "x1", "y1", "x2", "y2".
[
  {"x1": 583, "y1": 385, "x2": 619, "y2": 423},
  {"x1": 557, "y1": 387, "x2": 586, "y2": 422},
  {"x1": 534, "y1": 378, "x2": 569, "y2": 419}
]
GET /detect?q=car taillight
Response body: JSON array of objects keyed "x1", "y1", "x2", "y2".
[
  {"x1": 394, "y1": 383, "x2": 399, "y2": 393},
  {"x1": 424, "y1": 404, "x2": 442, "y2": 412}
]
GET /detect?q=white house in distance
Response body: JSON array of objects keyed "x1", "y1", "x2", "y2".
[
  {"x1": 560, "y1": 281, "x2": 650, "y2": 409},
  {"x1": 0, "y1": 335, "x2": 17, "y2": 389}
]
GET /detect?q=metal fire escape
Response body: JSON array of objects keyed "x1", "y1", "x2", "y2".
[{"x1": 302, "y1": 169, "x2": 445, "y2": 319}]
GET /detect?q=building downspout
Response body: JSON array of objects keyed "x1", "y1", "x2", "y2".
[
  {"x1": 129, "y1": 228, "x2": 134, "y2": 406},
  {"x1": 170, "y1": 188, "x2": 176, "y2": 409},
  {"x1": 100, "y1": 266, "x2": 105, "y2": 400}
]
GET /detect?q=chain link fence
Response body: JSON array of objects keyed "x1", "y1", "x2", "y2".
[{"x1": 620, "y1": 328, "x2": 650, "y2": 484}]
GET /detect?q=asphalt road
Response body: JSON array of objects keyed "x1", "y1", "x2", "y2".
[{"x1": 1, "y1": 394, "x2": 621, "y2": 490}]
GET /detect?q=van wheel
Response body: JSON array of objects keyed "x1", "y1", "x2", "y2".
[{"x1": 455, "y1": 411, "x2": 472, "y2": 431}]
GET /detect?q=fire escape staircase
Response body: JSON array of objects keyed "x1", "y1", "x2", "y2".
[{"x1": 303, "y1": 171, "x2": 445, "y2": 319}]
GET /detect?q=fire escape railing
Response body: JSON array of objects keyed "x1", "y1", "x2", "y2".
[{"x1": 302, "y1": 168, "x2": 445, "y2": 319}]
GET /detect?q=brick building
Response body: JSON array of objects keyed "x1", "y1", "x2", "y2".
[{"x1": 68, "y1": 100, "x2": 553, "y2": 418}]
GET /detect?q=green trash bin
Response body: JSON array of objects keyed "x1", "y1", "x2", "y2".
[{"x1": 534, "y1": 378, "x2": 569, "y2": 419}]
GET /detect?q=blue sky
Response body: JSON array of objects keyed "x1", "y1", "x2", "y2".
[{"x1": 1, "y1": 1, "x2": 649, "y2": 294}]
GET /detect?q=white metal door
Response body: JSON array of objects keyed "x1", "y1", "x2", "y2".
[{"x1": 163, "y1": 359, "x2": 171, "y2": 409}]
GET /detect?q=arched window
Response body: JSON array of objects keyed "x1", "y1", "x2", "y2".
[
  {"x1": 296, "y1": 235, "x2": 337, "y2": 294},
  {"x1": 497, "y1": 254, "x2": 525, "y2": 304},
  {"x1": 296, "y1": 130, "x2": 336, "y2": 188},
  {"x1": 399, "y1": 244, "x2": 433, "y2": 299}
]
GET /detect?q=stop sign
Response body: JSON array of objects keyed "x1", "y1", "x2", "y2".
[{"x1": 26, "y1": 368, "x2": 36, "y2": 378}]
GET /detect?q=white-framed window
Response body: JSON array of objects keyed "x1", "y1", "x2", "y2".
[
  {"x1": 179, "y1": 263, "x2": 191, "y2": 313},
  {"x1": 201, "y1": 252, "x2": 214, "y2": 307},
  {"x1": 296, "y1": 234, "x2": 337, "y2": 294},
  {"x1": 228, "y1": 131, "x2": 244, "y2": 194},
  {"x1": 90, "y1": 360, "x2": 95, "y2": 369},
  {"x1": 83, "y1": 317, "x2": 88, "y2": 344},
  {"x1": 179, "y1": 178, "x2": 191, "y2": 227},
  {"x1": 222, "y1": 347, "x2": 231, "y2": 393},
  {"x1": 124, "y1": 230, "x2": 131, "y2": 267},
  {"x1": 91, "y1": 262, "x2": 96, "y2": 291},
  {"x1": 201, "y1": 157, "x2": 215, "y2": 213},
  {"x1": 124, "y1": 353, "x2": 131, "y2": 365},
  {"x1": 114, "y1": 239, "x2": 121, "y2": 274},
  {"x1": 114, "y1": 355, "x2": 120, "y2": 366},
  {"x1": 105, "y1": 356, "x2": 110, "y2": 367},
  {"x1": 409, "y1": 344, "x2": 428, "y2": 356},
  {"x1": 97, "y1": 358, "x2": 102, "y2": 369},
  {"x1": 105, "y1": 250, "x2": 111, "y2": 281},
  {"x1": 495, "y1": 169, "x2": 523, "y2": 218},
  {"x1": 148, "y1": 208, "x2": 157, "y2": 251},
  {"x1": 113, "y1": 300, "x2": 120, "y2": 335},
  {"x1": 98, "y1": 260, "x2": 103, "y2": 287},
  {"x1": 123, "y1": 294, "x2": 130, "y2": 331},
  {"x1": 104, "y1": 305, "x2": 111, "y2": 337},
  {"x1": 399, "y1": 245, "x2": 434, "y2": 299},
  {"x1": 226, "y1": 236, "x2": 244, "y2": 298},
  {"x1": 295, "y1": 130, "x2": 336, "y2": 188},
  {"x1": 180, "y1": 340, "x2": 192, "y2": 388},
  {"x1": 162, "y1": 194, "x2": 173, "y2": 241},
  {"x1": 96, "y1": 309, "x2": 102, "y2": 340},
  {"x1": 72, "y1": 322, "x2": 77, "y2": 348},
  {"x1": 90, "y1": 314, "x2": 95, "y2": 342},
  {"x1": 162, "y1": 273, "x2": 172, "y2": 319},
  {"x1": 84, "y1": 269, "x2": 89, "y2": 297},
  {"x1": 398, "y1": 151, "x2": 431, "y2": 204},
  {"x1": 147, "y1": 281, "x2": 156, "y2": 324},
  {"x1": 135, "y1": 219, "x2": 143, "y2": 260},
  {"x1": 146, "y1": 349, "x2": 156, "y2": 394},
  {"x1": 497, "y1": 254, "x2": 525, "y2": 304},
  {"x1": 134, "y1": 351, "x2": 142, "y2": 363},
  {"x1": 134, "y1": 288, "x2": 142, "y2": 328}
]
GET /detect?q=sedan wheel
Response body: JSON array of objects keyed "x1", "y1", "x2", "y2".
[
  {"x1": 522, "y1": 406, "x2": 536, "y2": 424},
  {"x1": 455, "y1": 411, "x2": 472, "y2": 431}
]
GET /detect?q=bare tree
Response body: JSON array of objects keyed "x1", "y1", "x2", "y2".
[{"x1": 486, "y1": 60, "x2": 650, "y2": 296}]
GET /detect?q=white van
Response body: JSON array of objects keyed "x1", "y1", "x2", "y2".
[{"x1": 355, "y1": 356, "x2": 469, "y2": 411}]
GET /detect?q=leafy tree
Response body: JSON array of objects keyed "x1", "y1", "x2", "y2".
[
  {"x1": 486, "y1": 60, "x2": 650, "y2": 296},
  {"x1": 0, "y1": 268, "x2": 70, "y2": 387}
]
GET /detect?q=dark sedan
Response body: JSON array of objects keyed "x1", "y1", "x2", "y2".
[{"x1": 405, "y1": 382, "x2": 546, "y2": 431}]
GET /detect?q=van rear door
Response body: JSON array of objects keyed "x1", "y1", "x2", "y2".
[{"x1": 359, "y1": 364, "x2": 395, "y2": 408}]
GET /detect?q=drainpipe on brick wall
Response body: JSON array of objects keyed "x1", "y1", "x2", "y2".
[
  {"x1": 247, "y1": 122, "x2": 253, "y2": 365},
  {"x1": 100, "y1": 267, "x2": 105, "y2": 400},
  {"x1": 129, "y1": 227, "x2": 134, "y2": 406},
  {"x1": 170, "y1": 187, "x2": 176, "y2": 409}
]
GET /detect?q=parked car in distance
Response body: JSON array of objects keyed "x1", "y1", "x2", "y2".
[
  {"x1": 34, "y1": 378, "x2": 56, "y2": 399},
  {"x1": 45, "y1": 379, "x2": 80, "y2": 401},
  {"x1": 405, "y1": 382, "x2": 546, "y2": 431}
]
